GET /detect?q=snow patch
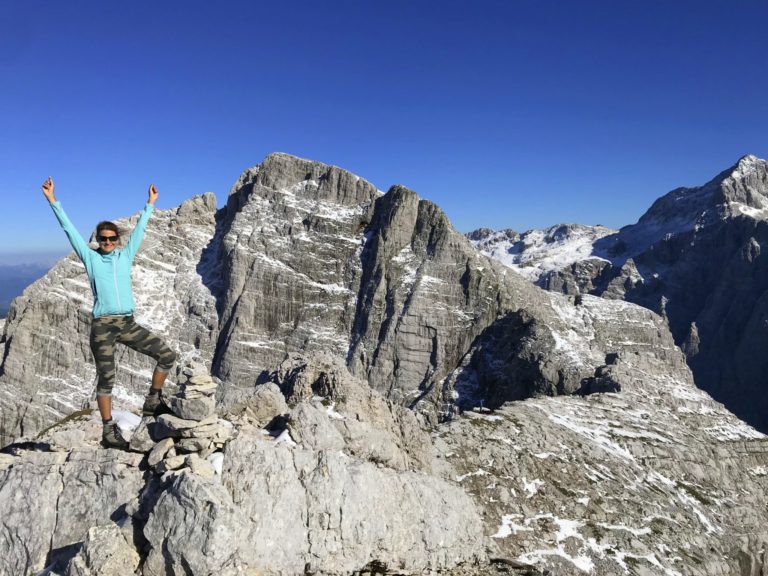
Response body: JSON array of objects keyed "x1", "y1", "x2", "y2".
[
  {"x1": 491, "y1": 514, "x2": 533, "y2": 538},
  {"x1": 522, "y1": 477, "x2": 544, "y2": 497},
  {"x1": 207, "y1": 452, "x2": 224, "y2": 475},
  {"x1": 456, "y1": 469, "x2": 489, "y2": 482},
  {"x1": 112, "y1": 410, "x2": 141, "y2": 438}
]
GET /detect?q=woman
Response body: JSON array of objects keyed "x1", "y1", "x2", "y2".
[{"x1": 42, "y1": 177, "x2": 177, "y2": 449}]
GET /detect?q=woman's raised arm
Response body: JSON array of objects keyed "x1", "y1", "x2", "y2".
[
  {"x1": 44, "y1": 177, "x2": 92, "y2": 265},
  {"x1": 123, "y1": 183, "x2": 157, "y2": 260}
]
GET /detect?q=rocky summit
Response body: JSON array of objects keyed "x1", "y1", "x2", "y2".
[{"x1": 1, "y1": 153, "x2": 767, "y2": 575}]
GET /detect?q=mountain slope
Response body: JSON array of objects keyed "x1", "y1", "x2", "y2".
[
  {"x1": 1, "y1": 153, "x2": 608, "y2": 443},
  {"x1": 2, "y1": 296, "x2": 766, "y2": 576},
  {"x1": 472, "y1": 155, "x2": 768, "y2": 433},
  {"x1": 1, "y1": 154, "x2": 767, "y2": 575}
]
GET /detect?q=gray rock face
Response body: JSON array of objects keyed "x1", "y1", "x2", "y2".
[
  {"x1": 280, "y1": 352, "x2": 433, "y2": 471},
  {"x1": 541, "y1": 258, "x2": 611, "y2": 295},
  {"x1": 208, "y1": 153, "x2": 381, "y2": 388},
  {"x1": 347, "y1": 185, "x2": 513, "y2": 412},
  {"x1": 435, "y1": 316, "x2": 768, "y2": 576},
  {"x1": 216, "y1": 380, "x2": 289, "y2": 424},
  {"x1": 65, "y1": 524, "x2": 140, "y2": 576},
  {"x1": 190, "y1": 152, "x2": 588, "y2": 423},
  {"x1": 2, "y1": 153, "x2": 768, "y2": 575},
  {"x1": 474, "y1": 154, "x2": 768, "y2": 434},
  {"x1": 142, "y1": 429, "x2": 485, "y2": 576},
  {"x1": 0, "y1": 445, "x2": 143, "y2": 575}
]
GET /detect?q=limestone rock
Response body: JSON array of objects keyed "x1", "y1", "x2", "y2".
[
  {"x1": 170, "y1": 394, "x2": 216, "y2": 420},
  {"x1": 541, "y1": 257, "x2": 612, "y2": 295},
  {"x1": 155, "y1": 414, "x2": 216, "y2": 439},
  {"x1": 0, "y1": 452, "x2": 17, "y2": 470},
  {"x1": 147, "y1": 437, "x2": 175, "y2": 466},
  {"x1": 128, "y1": 418, "x2": 155, "y2": 452},
  {"x1": 0, "y1": 446, "x2": 143, "y2": 574},
  {"x1": 175, "y1": 437, "x2": 212, "y2": 453},
  {"x1": 203, "y1": 424, "x2": 234, "y2": 442},
  {"x1": 602, "y1": 257, "x2": 644, "y2": 300},
  {"x1": 65, "y1": 524, "x2": 140, "y2": 576},
  {"x1": 155, "y1": 454, "x2": 186, "y2": 475},
  {"x1": 288, "y1": 401, "x2": 346, "y2": 452},
  {"x1": 186, "y1": 453, "x2": 216, "y2": 477},
  {"x1": 435, "y1": 341, "x2": 768, "y2": 576},
  {"x1": 216, "y1": 382, "x2": 288, "y2": 424},
  {"x1": 279, "y1": 352, "x2": 433, "y2": 471},
  {"x1": 188, "y1": 374, "x2": 216, "y2": 387},
  {"x1": 142, "y1": 431, "x2": 485, "y2": 575},
  {"x1": 142, "y1": 474, "x2": 249, "y2": 576}
]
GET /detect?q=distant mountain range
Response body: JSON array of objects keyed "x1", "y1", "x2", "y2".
[
  {"x1": 0, "y1": 263, "x2": 53, "y2": 317},
  {"x1": 471, "y1": 154, "x2": 768, "y2": 433}
]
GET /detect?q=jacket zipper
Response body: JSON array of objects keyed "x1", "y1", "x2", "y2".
[{"x1": 112, "y1": 257, "x2": 122, "y2": 310}]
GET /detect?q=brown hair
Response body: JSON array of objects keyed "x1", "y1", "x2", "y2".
[
  {"x1": 96, "y1": 221, "x2": 120, "y2": 236},
  {"x1": 93, "y1": 221, "x2": 122, "y2": 249}
]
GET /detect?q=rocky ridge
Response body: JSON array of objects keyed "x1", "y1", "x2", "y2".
[
  {"x1": 471, "y1": 154, "x2": 768, "y2": 433},
  {"x1": 2, "y1": 153, "x2": 603, "y2": 442},
  {"x1": 1, "y1": 358, "x2": 487, "y2": 576},
  {"x1": 0, "y1": 153, "x2": 767, "y2": 574},
  {"x1": 2, "y1": 300, "x2": 767, "y2": 575}
]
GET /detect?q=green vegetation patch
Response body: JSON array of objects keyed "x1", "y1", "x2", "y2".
[{"x1": 36, "y1": 408, "x2": 94, "y2": 438}]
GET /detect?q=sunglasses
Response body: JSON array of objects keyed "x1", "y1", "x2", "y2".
[{"x1": 97, "y1": 235, "x2": 119, "y2": 243}]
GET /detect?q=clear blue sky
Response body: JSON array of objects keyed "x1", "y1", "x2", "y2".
[{"x1": 1, "y1": 0, "x2": 767, "y2": 262}]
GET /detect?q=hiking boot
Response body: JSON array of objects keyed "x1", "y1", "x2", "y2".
[
  {"x1": 142, "y1": 391, "x2": 173, "y2": 417},
  {"x1": 102, "y1": 421, "x2": 129, "y2": 450}
]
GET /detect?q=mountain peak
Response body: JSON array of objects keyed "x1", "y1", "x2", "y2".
[
  {"x1": 227, "y1": 153, "x2": 380, "y2": 209},
  {"x1": 729, "y1": 154, "x2": 768, "y2": 180}
]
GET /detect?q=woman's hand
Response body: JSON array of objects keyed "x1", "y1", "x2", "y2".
[
  {"x1": 148, "y1": 183, "x2": 158, "y2": 205},
  {"x1": 42, "y1": 177, "x2": 56, "y2": 203}
]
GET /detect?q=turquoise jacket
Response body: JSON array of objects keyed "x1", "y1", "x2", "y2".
[{"x1": 50, "y1": 201, "x2": 154, "y2": 318}]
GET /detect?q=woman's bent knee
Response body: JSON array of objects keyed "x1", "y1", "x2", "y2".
[
  {"x1": 156, "y1": 349, "x2": 177, "y2": 373},
  {"x1": 96, "y1": 384, "x2": 113, "y2": 397}
]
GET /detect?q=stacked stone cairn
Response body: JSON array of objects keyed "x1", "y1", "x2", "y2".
[{"x1": 129, "y1": 362, "x2": 233, "y2": 479}]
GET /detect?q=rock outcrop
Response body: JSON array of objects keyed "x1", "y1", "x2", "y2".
[
  {"x1": 0, "y1": 361, "x2": 488, "y2": 576},
  {"x1": 2, "y1": 153, "x2": 605, "y2": 442},
  {"x1": 1, "y1": 153, "x2": 768, "y2": 575},
  {"x1": 472, "y1": 155, "x2": 768, "y2": 433},
  {"x1": 0, "y1": 439, "x2": 144, "y2": 575},
  {"x1": 2, "y1": 316, "x2": 767, "y2": 575}
]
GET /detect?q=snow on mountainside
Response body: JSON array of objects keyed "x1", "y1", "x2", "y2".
[
  {"x1": 639, "y1": 154, "x2": 768, "y2": 225},
  {"x1": 2, "y1": 153, "x2": 768, "y2": 575},
  {"x1": 608, "y1": 155, "x2": 768, "y2": 264},
  {"x1": 471, "y1": 155, "x2": 768, "y2": 285},
  {"x1": 468, "y1": 224, "x2": 616, "y2": 284},
  {"x1": 471, "y1": 154, "x2": 768, "y2": 436}
]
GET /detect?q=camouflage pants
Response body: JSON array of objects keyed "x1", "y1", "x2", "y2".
[{"x1": 90, "y1": 315, "x2": 177, "y2": 397}]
